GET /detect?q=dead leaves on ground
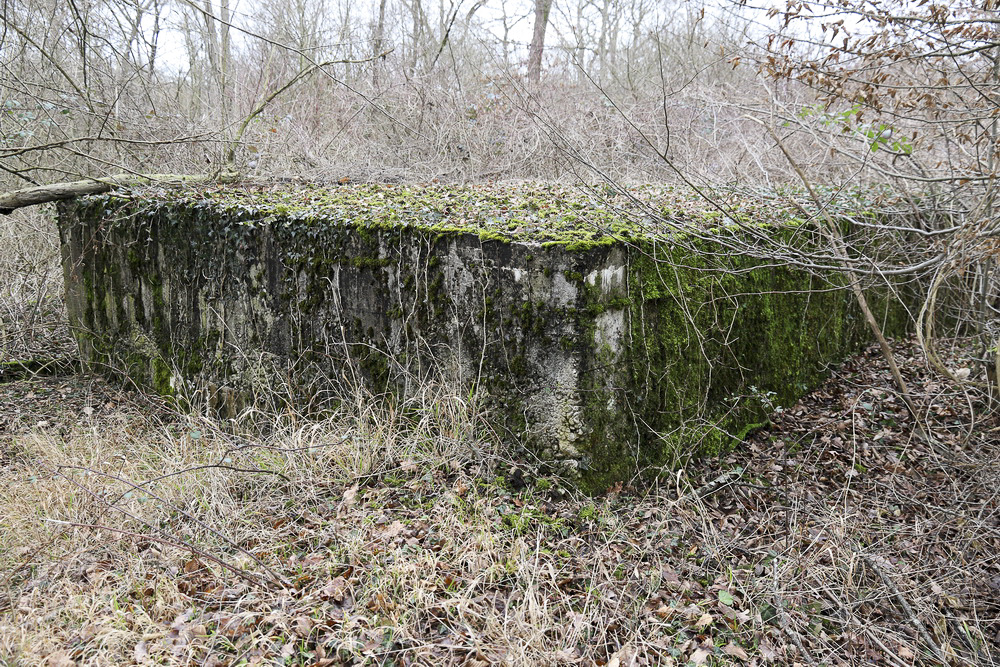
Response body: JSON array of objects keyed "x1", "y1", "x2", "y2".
[{"x1": 12, "y1": 338, "x2": 1000, "y2": 665}]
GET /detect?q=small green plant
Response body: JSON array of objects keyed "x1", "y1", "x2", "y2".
[
  {"x1": 578, "y1": 502, "x2": 598, "y2": 522},
  {"x1": 795, "y1": 102, "x2": 913, "y2": 154}
]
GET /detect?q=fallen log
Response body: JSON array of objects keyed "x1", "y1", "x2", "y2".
[{"x1": 0, "y1": 172, "x2": 237, "y2": 214}]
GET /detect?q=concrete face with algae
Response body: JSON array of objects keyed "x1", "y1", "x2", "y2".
[{"x1": 57, "y1": 183, "x2": 909, "y2": 491}]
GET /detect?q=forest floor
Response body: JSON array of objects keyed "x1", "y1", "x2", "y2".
[{"x1": 1, "y1": 273, "x2": 999, "y2": 665}]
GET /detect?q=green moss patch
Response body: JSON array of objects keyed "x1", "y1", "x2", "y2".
[{"x1": 98, "y1": 180, "x2": 895, "y2": 249}]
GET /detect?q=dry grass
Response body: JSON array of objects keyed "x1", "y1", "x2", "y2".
[
  {"x1": 0, "y1": 208, "x2": 72, "y2": 365},
  {"x1": 2, "y1": 382, "x2": 715, "y2": 666},
  {"x1": 2, "y1": 340, "x2": 998, "y2": 666}
]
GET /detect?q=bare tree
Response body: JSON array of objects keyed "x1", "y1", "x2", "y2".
[
  {"x1": 372, "y1": 0, "x2": 389, "y2": 86},
  {"x1": 527, "y1": 0, "x2": 553, "y2": 83}
]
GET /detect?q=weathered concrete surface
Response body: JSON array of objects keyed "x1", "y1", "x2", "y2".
[{"x1": 57, "y1": 184, "x2": 909, "y2": 490}]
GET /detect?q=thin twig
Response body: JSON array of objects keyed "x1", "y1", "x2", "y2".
[{"x1": 858, "y1": 552, "x2": 951, "y2": 665}]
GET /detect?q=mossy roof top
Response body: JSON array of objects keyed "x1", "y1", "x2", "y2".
[{"x1": 113, "y1": 181, "x2": 884, "y2": 248}]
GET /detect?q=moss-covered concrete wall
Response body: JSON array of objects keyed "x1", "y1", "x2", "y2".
[{"x1": 57, "y1": 184, "x2": 910, "y2": 491}]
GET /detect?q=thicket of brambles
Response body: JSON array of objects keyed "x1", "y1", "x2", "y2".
[{"x1": 0, "y1": 0, "x2": 829, "y2": 187}]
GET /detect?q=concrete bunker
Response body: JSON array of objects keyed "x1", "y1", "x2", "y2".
[{"x1": 57, "y1": 182, "x2": 910, "y2": 491}]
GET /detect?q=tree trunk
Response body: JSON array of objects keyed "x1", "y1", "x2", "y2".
[
  {"x1": 373, "y1": 0, "x2": 388, "y2": 86},
  {"x1": 527, "y1": 0, "x2": 552, "y2": 84}
]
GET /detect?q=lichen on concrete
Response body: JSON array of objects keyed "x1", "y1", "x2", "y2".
[{"x1": 57, "y1": 182, "x2": 913, "y2": 492}]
